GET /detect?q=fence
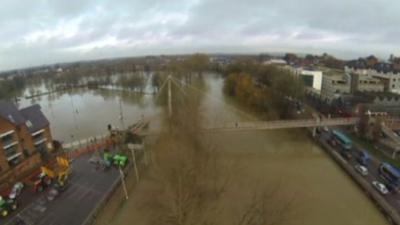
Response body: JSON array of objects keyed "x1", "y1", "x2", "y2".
[{"x1": 63, "y1": 135, "x2": 117, "y2": 160}]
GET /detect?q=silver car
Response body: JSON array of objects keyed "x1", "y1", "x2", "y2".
[
  {"x1": 354, "y1": 164, "x2": 368, "y2": 176},
  {"x1": 372, "y1": 181, "x2": 389, "y2": 195}
]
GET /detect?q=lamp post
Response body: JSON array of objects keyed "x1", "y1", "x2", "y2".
[
  {"x1": 119, "y1": 166, "x2": 129, "y2": 200},
  {"x1": 128, "y1": 144, "x2": 140, "y2": 182}
]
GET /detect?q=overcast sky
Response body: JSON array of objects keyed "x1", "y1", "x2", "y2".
[{"x1": 1, "y1": 0, "x2": 399, "y2": 71}]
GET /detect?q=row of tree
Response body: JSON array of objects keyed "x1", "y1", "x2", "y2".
[
  {"x1": 0, "y1": 76, "x2": 26, "y2": 99},
  {"x1": 223, "y1": 62, "x2": 305, "y2": 119}
]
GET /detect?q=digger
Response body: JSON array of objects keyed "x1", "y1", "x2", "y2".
[{"x1": 41, "y1": 157, "x2": 71, "y2": 191}]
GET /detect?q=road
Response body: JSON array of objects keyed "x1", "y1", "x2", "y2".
[
  {"x1": 318, "y1": 129, "x2": 400, "y2": 217},
  {"x1": 1, "y1": 153, "x2": 119, "y2": 225}
]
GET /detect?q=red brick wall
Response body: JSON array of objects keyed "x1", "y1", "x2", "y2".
[
  {"x1": 18, "y1": 124, "x2": 36, "y2": 157},
  {"x1": 43, "y1": 126, "x2": 54, "y2": 152},
  {"x1": 0, "y1": 117, "x2": 18, "y2": 173},
  {"x1": 0, "y1": 117, "x2": 51, "y2": 185}
]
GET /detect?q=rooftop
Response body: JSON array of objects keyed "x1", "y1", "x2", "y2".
[
  {"x1": 0, "y1": 102, "x2": 49, "y2": 133},
  {"x1": 20, "y1": 105, "x2": 49, "y2": 133}
]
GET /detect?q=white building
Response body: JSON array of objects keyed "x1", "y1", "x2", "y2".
[
  {"x1": 290, "y1": 67, "x2": 323, "y2": 91},
  {"x1": 262, "y1": 59, "x2": 287, "y2": 66}
]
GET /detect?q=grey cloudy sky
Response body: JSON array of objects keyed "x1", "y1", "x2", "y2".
[{"x1": 1, "y1": 0, "x2": 399, "y2": 70}]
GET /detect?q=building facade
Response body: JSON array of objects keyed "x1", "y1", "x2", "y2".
[
  {"x1": 286, "y1": 66, "x2": 323, "y2": 91},
  {"x1": 348, "y1": 73, "x2": 385, "y2": 93},
  {"x1": 345, "y1": 66, "x2": 400, "y2": 93},
  {"x1": 321, "y1": 74, "x2": 351, "y2": 102},
  {"x1": 0, "y1": 102, "x2": 53, "y2": 186}
]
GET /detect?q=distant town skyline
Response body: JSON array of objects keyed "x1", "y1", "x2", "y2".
[{"x1": 1, "y1": 0, "x2": 400, "y2": 71}]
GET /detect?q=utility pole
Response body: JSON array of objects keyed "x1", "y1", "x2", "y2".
[
  {"x1": 168, "y1": 75, "x2": 172, "y2": 118},
  {"x1": 143, "y1": 138, "x2": 148, "y2": 165},
  {"x1": 119, "y1": 166, "x2": 129, "y2": 200},
  {"x1": 130, "y1": 148, "x2": 140, "y2": 182},
  {"x1": 128, "y1": 144, "x2": 140, "y2": 181},
  {"x1": 119, "y1": 97, "x2": 125, "y2": 130}
]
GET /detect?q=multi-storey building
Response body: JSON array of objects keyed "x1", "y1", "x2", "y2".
[
  {"x1": 321, "y1": 74, "x2": 351, "y2": 102},
  {"x1": 345, "y1": 66, "x2": 400, "y2": 93},
  {"x1": 284, "y1": 66, "x2": 323, "y2": 91},
  {"x1": 349, "y1": 73, "x2": 385, "y2": 93},
  {"x1": 0, "y1": 102, "x2": 53, "y2": 186}
]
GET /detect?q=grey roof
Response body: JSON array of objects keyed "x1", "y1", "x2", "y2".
[
  {"x1": 0, "y1": 102, "x2": 49, "y2": 133},
  {"x1": 20, "y1": 104, "x2": 49, "y2": 133},
  {"x1": 0, "y1": 102, "x2": 26, "y2": 125}
]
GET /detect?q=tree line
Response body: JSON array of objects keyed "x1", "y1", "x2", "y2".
[{"x1": 223, "y1": 61, "x2": 305, "y2": 119}]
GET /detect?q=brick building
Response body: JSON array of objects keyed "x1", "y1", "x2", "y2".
[{"x1": 0, "y1": 102, "x2": 53, "y2": 186}]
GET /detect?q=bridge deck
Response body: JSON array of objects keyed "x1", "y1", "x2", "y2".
[
  {"x1": 137, "y1": 117, "x2": 359, "y2": 135},
  {"x1": 206, "y1": 117, "x2": 359, "y2": 132}
]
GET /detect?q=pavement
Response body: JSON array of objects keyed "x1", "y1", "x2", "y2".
[
  {"x1": 318, "y1": 130, "x2": 400, "y2": 215},
  {"x1": 0, "y1": 153, "x2": 120, "y2": 225}
]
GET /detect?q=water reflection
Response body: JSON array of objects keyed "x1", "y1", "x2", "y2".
[{"x1": 18, "y1": 85, "x2": 161, "y2": 142}]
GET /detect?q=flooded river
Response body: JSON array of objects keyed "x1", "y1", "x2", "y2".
[
  {"x1": 20, "y1": 74, "x2": 388, "y2": 225},
  {"x1": 201, "y1": 76, "x2": 388, "y2": 225}
]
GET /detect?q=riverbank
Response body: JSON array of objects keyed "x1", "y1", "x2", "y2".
[{"x1": 314, "y1": 130, "x2": 400, "y2": 225}]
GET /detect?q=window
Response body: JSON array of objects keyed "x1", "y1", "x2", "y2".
[
  {"x1": 393, "y1": 84, "x2": 396, "y2": 88},
  {"x1": 8, "y1": 156, "x2": 21, "y2": 168},
  {"x1": 1, "y1": 134, "x2": 14, "y2": 145},
  {"x1": 26, "y1": 120, "x2": 33, "y2": 128},
  {"x1": 4, "y1": 145, "x2": 18, "y2": 158}
]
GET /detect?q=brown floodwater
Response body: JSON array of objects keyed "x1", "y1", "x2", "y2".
[{"x1": 20, "y1": 74, "x2": 389, "y2": 225}]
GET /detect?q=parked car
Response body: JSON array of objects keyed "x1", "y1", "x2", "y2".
[
  {"x1": 372, "y1": 181, "x2": 389, "y2": 195},
  {"x1": 354, "y1": 164, "x2": 368, "y2": 176},
  {"x1": 89, "y1": 156, "x2": 104, "y2": 166},
  {"x1": 46, "y1": 188, "x2": 59, "y2": 201},
  {"x1": 8, "y1": 182, "x2": 24, "y2": 200}
]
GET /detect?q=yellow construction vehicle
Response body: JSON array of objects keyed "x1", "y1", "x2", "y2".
[{"x1": 41, "y1": 157, "x2": 70, "y2": 190}]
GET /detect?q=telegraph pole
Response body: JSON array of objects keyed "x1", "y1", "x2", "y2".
[
  {"x1": 131, "y1": 148, "x2": 140, "y2": 182},
  {"x1": 119, "y1": 97, "x2": 125, "y2": 130},
  {"x1": 128, "y1": 144, "x2": 140, "y2": 182},
  {"x1": 168, "y1": 75, "x2": 172, "y2": 118},
  {"x1": 119, "y1": 166, "x2": 129, "y2": 200}
]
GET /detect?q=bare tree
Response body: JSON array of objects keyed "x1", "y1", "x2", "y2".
[{"x1": 141, "y1": 75, "x2": 295, "y2": 225}]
